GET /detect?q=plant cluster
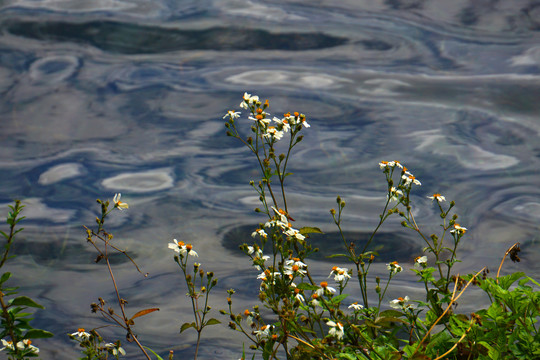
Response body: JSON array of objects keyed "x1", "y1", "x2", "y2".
[{"x1": 0, "y1": 94, "x2": 538, "y2": 359}]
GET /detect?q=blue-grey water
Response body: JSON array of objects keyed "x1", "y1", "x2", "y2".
[{"x1": 1, "y1": 1, "x2": 540, "y2": 358}]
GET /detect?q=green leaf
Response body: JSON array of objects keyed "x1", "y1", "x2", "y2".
[
  {"x1": 180, "y1": 322, "x2": 196, "y2": 333},
  {"x1": 142, "y1": 346, "x2": 165, "y2": 360},
  {"x1": 374, "y1": 316, "x2": 405, "y2": 326},
  {"x1": 337, "y1": 354, "x2": 357, "y2": 360},
  {"x1": 326, "y1": 254, "x2": 349, "y2": 258},
  {"x1": 24, "y1": 329, "x2": 54, "y2": 339},
  {"x1": 498, "y1": 272, "x2": 526, "y2": 290},
  {"x1": 330, "y1": 293, "x2": 349, "y2": 304},
  {"x1": 9, "y1": 296, "x2": 44, "y2": 309},
  {"x1": 0, "y1": 272, "x2": 12, "y2": 284},
  {"x1": 299, "y1": 227, "x2": 323, "y2": 235},
  {"x1": 296, "y1": 283, "x2": 319, "y2": 291},
  {"x1": 204, "y1": 318, "x2": 221, "y2": 326},
  {"x1": 379, "y1": 309, "x2": 404, "y2": 318}
]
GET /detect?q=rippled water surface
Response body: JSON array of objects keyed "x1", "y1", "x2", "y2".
[{"x1": 1, "y1": 0, "x2": 540, "y2": 358}]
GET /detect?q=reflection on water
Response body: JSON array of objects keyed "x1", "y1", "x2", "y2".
[
  {"x1": 1, "y1": 0, "x2": 540, "y2": 358},
  {"x1": 222, "y1": 224, "x2": 421, "y2": 263}
]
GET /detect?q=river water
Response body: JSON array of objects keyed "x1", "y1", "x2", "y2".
[{"x1": 1, "y1": 0, "x2": 539, "y2": 358}]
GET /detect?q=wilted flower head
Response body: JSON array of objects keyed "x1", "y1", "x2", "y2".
[
  {"x1": 223, "y1": 110, "x2": 241, "y2": 119},
  {"x1": 251, "y1": 228, "x2": 267, "y2": 239},
  {"x1": 386, "y1": 261, "x2": 402, "y2": 275},
  {"x1": 0, "y1": 339, "x2": 14, "y2": 351},
  {"x1": 113, "y1": 193, "x2": 129, "y2": 210},
  {"x1": 450, "y1": 223, "x2": 467, "y2": 235},
  {"x1": 254, "y1": 324, "x2": 274, "y2": 338},
  {"x1": 326, "y1": 321, "x2": 344, "y2": 340},
  {"x1": 388, "y1": 187, "x2": 403, "y2": 202},
  {"x1": 414, "y1": 256, "x2": 428, "y2": 268},
  {"x1": 389, "y1": 296, "x2": 410, "y2": 309},
  {"x1": 104, "y1": 342, "x2": 126, "y2": 356}
]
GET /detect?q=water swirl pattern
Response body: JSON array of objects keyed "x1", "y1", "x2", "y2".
[{"x1": 0, "y1": 0, "x2": 539, "y2": 358}]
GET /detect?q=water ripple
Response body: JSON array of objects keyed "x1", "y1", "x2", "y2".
[{"x1": 4, "y1": 20, "x2": 347, "y2": 54}]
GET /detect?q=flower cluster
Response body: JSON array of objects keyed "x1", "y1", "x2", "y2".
[
  {"x1": 450, "y1": 223, "x2": 467, "y2": 235},
  {"x1": 386, "y1": 261, "x2": 403, "y2": 275},
  {"x1": 168, "y1": 239, "x2": 199, "y2": 257},
  {"x1": 246, "y1": 245, "x2": 270, "y2": 271},
  {"x1": 104, "y1": 342, "x2": 126, "y2": 356},
  {"x1": 0, "y1": 339, "x2": 39, "y2": 354},
  {"x1": 326, "y1": 320, "x2": 344, "y2": 340},
  {"x1": 284, "y1": 258, "x2": 308, "y2": 278},
  {"x1": 329, "y1": 266, "x2": 351, "y2": 282},
  {"x1": 225, "y1": 93, "x2": 310, "y2": 144},
  {"x1": 264, "y1": 207, "x2": 305, "y2": 241}
]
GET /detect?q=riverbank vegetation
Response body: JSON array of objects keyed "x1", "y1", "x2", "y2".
[{"x1": 1, "y1": 94, "x2": 539, "y2": 359}]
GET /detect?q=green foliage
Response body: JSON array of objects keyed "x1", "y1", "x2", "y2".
[
  {"x1": 0, "y1": 200, "x2": 52, "y2": 359},
  {"x1": 222, "y1": 94, "x2": 540, "y2": 360},
  {"x1": 0, "y1": 95, "x2": 539, "y2": 360}
]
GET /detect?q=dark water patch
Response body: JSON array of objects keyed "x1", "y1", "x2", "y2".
[
  {"x1": 4, "y1": 20, "x2": 347, "y2": 54},
  {"x1": 384, "y1": 0, "x2": 426, "y2": 10},
  {"x1": 458, "y1": 6, "x2": 480, "y2": 26},
  {"x1": 221, "y1": 224, "x2": 421, "y2": 263},
  {"x1": 358, "y1": 39, "x2": 393, "y2": 51},
  {"x1": 11, "y1": 236, "x2": 135, "y2": 268}
]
